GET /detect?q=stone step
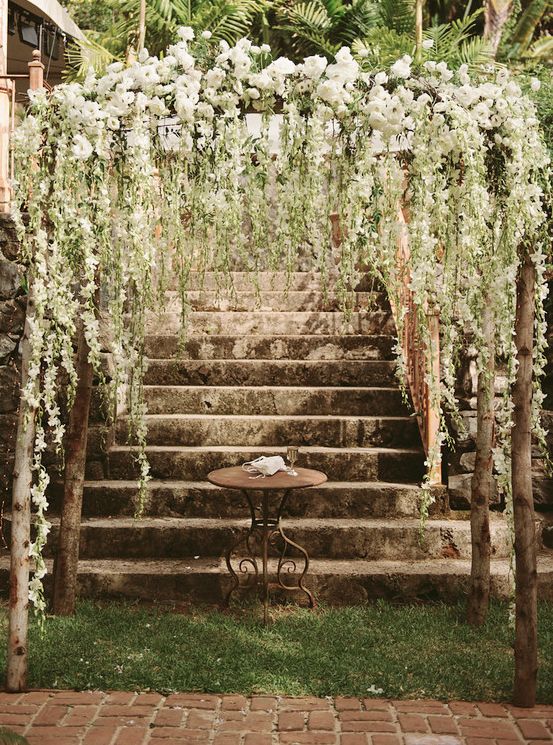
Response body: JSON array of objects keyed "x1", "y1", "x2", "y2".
[
  {"x1": 2, "y1": 553, "x2": 553, "y2": 605},
  {"x1": 96, "y1": 445, "x2": 425, "y2": 483},
  {"x1": 25, "y1": 516, "x2": 518, "y2": 561},
  {"x1": 142, "y1": 386, "x2": 408, "y2": 417},
  {"x1": 167, "y1": 271, "x2": 376, "y2": 293},
  {"x1": 143, "y1": 334, "x2": 395, "y2": 360},
  {"x1": 165, "y1": 290, "x2": 384, "y2": 313},
  {"x1": 144, "y1": 310, "x2": 395, "y2": 336},
  {"x1": 116, "y1": 414, "x2": 419, "y2": 449},
  {"x1": 48, "y1": 480, "x2": 428, "y2": 519},
  {"x1": 143, "y1": 359, "x2": 398, "y2": 387}
]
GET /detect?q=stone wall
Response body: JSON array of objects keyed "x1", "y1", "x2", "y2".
[
  {"x1": 447, "y1": 278, "x2": 553, "y2": 510},
  {"x1": 0, "y1": 215, "x2": 26, "y2": 501}
]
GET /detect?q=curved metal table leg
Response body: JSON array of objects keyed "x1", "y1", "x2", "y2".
[
  {"x1": 275, "y1": 525, "x2": 316, "y2": 609},
  {"x1": 224, "y1": 491, "x2": 259, "y2": 607}
]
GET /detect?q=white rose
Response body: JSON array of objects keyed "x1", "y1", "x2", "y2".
[
  {"x1": 71, "y1": 134, "x2": 93, "y2": 160},
  {"x1": 201, "y1": 30, "x2": 212, "y2": 40},
  {"x1": 531, "y1": 78, "x2": 541, "y2": 92},
  {"x1": 374, "y1": 72, "x2": 388, "y2": 85},
  {"x1": 269, "y1": 57, "x2": 296, "y2": 75},
  {"x1": 301, "y1": 55, "x2": 327, "y2": 80},
  {"x1": 390, "y1": 55, "x2": 412, "y2": 79},
  {"x1": 177, "y1": 27, "x2": 195, "y2": 41},
  {"x1": 422, "y1": 38, "x2": 434, "y2": 49}
]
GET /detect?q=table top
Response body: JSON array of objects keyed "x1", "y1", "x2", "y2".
[{"x1": 207, "y1": 466, "x2": 327, "y2": 491}]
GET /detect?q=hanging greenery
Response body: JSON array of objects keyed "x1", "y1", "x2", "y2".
[{"x1": 11, "y1": 28, "x2": 550, "y2": 613}]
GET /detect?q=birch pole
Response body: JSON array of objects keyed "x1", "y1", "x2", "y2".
[
  {"x1": 6, "y1": 290, "x2": 36, "y2": 692},
  {"x1": 138, "y1": 0, "x2": 146, "y2": 53},
  {"x1": 512, "y1": 252, "x2": 538, "y2": 707},
  {"x1": 0, "y1": 0, "x2": 11, "y2": 213},
  {"x1": 6, "y1": 50, "x2": 44, "y2": 694},
  {"x1": 415, "y1": 0, "x2": 424, "y2": 60},
  {"x1": 467, "y1": 300, "x2": 494, "y2": 626},
  {"x1": 52, "y1": 323, "x2": 93, "y2": 615}
]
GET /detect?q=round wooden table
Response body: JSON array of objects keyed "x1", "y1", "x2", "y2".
[{"x1": 208, "y1": 466, "x2": 327, "y2": 624}]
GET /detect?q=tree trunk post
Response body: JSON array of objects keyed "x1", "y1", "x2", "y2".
[
  {"x1": 52, "y1": 323, "x2": 93, "y2": 615},
  {"x1": 5, "y1": 50, "x2": 44, "y2": 693},
  {"x1": 467, "y1": 300, "x2": 494, "y2": 626},
  {"x1": 6, "y1": 289, "x2": 36, "y2": 692},
  {"x1": 138, "y1": 0, "x2": 146, "y2": 53},
  {"x1": 415, "y1": 0, "x2": 424, "y2": 60},
  {"x1": 512, "y1": 252, "x2": 538, "y2": 707}
]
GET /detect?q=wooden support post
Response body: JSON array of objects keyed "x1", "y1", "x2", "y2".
[
  {"x1": 415, "y1": 0, "x2": 424, "y2": 60},
  {"x1": 467, "y1": 300, "x2": 494, "y2": 626},
  {"x1": 426, "y1": 309, "x2": 442, "y2": 486},
  {"x1": 6, "y1": 289, "x2": 36, "y2": 692},
  {"x1": 0, "y1": 0, "x2": 11, "y2": 213},
  {"x1": 52, "y1": 324, "x2": 93, "y2": 615},
  {"x1": 512, "y1": 253, "x2": 538, "y2": 707},
  {"x1": 5, "y1": 50, "x2": 44, "y2": 693}
]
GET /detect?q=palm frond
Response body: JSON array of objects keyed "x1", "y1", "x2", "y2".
[
  {"x1": 64, "y1": 35, "x2": 117, "y2": 80},
  {"x1": 353, "y1": 27, "x2": 413, "y2": 67},
  {"x1": 509, "y1": 0, "x2": 551, "y2": 54},
  {"x1": 524, "y1": 33, "x2": 553, "y2": 58},
  {"x1": 375, "y1": 0, "x2": 415, "y2": 34},
  {"x1": 0, "y1": 728, "x2": 30, "y2": 745}
]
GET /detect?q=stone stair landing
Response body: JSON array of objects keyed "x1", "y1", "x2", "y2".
[{"x1": 6, "y1": 270, "x2": 552, "y2": 606}]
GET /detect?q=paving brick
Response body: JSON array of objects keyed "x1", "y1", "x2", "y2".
[
  {"x1": 516, "y1": 718, "x2": 552, "y2": 739},
  {"x1": 135, "y1": 693, "x2": 164, "y2": 706},
  {"x1": 394, "y1": 701, "x2": 448, "y2": 715},
  {"x1": 477, "y1": 702, "x2": 509, "y2": 718},
  {"x1": 32, "y1": 704, "x2": 70, "y2": 725},
  {"x1": 362, "y1": 701, "x2": 392, "y2": 711},
  {"x1": 250, "y1": 696, "x2": 277, "y2": 711},
  {"x1": 53, "y1": 692, "x2": 105, "y2": 705},
  {"x1": 150, "y1": 727, "x2": 210, "y2": 740},
  {"x1": 106, "y1": 692, "x2": 136, "y2": 705},
  {"x1": 64, "y1": 704, "x2": 99, "y2": 726},
  {"x1": 27, "y1": 736, "x2": 79, "y2": 745},
  {"x1": 212, "y1": 735, "x2": 241, "y2": 745},
  {"x1": 309, "y1": 711, "x2": 336, "y2": 731},
  {"x1": 115, "y1": 727, "x2": 149, "y2": 744},
  {"x1": 0, "y1": 714, "x2": 33, "y2": 727},
  {"x1": 153, "y1": 707, "x2": 184, "y2": 727},
  {"x1": 341, "y1": 711, "x2": 393, "y2": 722},
  {"x1": 398, "y1": 714, "x2": 430, "y2": 733},
  {"x1": 282, "y1": 697, "x2": 331, "y2": 711},
  {"x1": 279, "y1": 734, "x2": 338, "y2": 744},
  {"x1": 0, "y1": 693, "x2": 23, "y2": 704},
  {"x1": 221, "y1": 695, "x2": 248, "y2": 711},
  {"x1": 165, "y1": 694, "x2": 218, "y2": 709},
  {"x1": 340, "y1": 734, "x2": 368, "y2": 745},
  {"x1": 20, "y1": 692, "x2": 53, "y2": 704},
  {"x1": 82, "y1": 725, "x2": 119, "y2": 744},
  {"x1": 458, "y1": 718, "x2": 520, "y2": 739},
  {"x1": 244, "y1": 734, "x2": 273, "y2": 745},
  {"x1": 243, "y1": 712, "x2": 274, "y2": 730},
  {"x1": 279, "y1": 711, "x2": 305, "y2": 731},
  {"x1": 371, "y1": 736, "x2": 402, "y2": 745},
  {"x1": 340, "y1": 721, "x2": 396, "y2": 733},
  {"x1": 404, "y1": 736, "x2": 462, "y2": 745},
  {"x1": 99, "y1": 705, "x2": 154, "y2": 719},
  {"x1": 187, "y1": 710, "x2": 217, "y2": 729},
  {"x1": 428, "y1": 716, "x2": 460, "y2": 734},
  {"x1": 448, "y1": 702, "x2": 479, "y2": 716},
  {"x1": 335, "y1": 698, "x2": 362, "y2": 711}
]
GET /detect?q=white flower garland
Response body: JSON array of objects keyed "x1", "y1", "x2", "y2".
[{"x1": 11, "y1": 30, "x2": 550, "y2": 612}]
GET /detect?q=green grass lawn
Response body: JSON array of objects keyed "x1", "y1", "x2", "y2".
[{"x1": 1, "y1": 600, "x2": 553, "y2": 703}]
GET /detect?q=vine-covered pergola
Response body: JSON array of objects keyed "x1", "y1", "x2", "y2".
[{"x1": 4, "y1": 28, "x2": 550, "y2": 706}]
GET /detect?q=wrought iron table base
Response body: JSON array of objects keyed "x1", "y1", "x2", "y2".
[{"x1": 225, "y1": 489, "x2": 316, "y2": 624}]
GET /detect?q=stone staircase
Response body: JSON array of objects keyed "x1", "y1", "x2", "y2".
[{"x1": 9, "y1": 271, "x2": 553, "y2": 604}]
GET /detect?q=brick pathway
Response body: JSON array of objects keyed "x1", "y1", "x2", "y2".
[{"x1": 1, "y1": 691, "x2": 553, "y2": 744}]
